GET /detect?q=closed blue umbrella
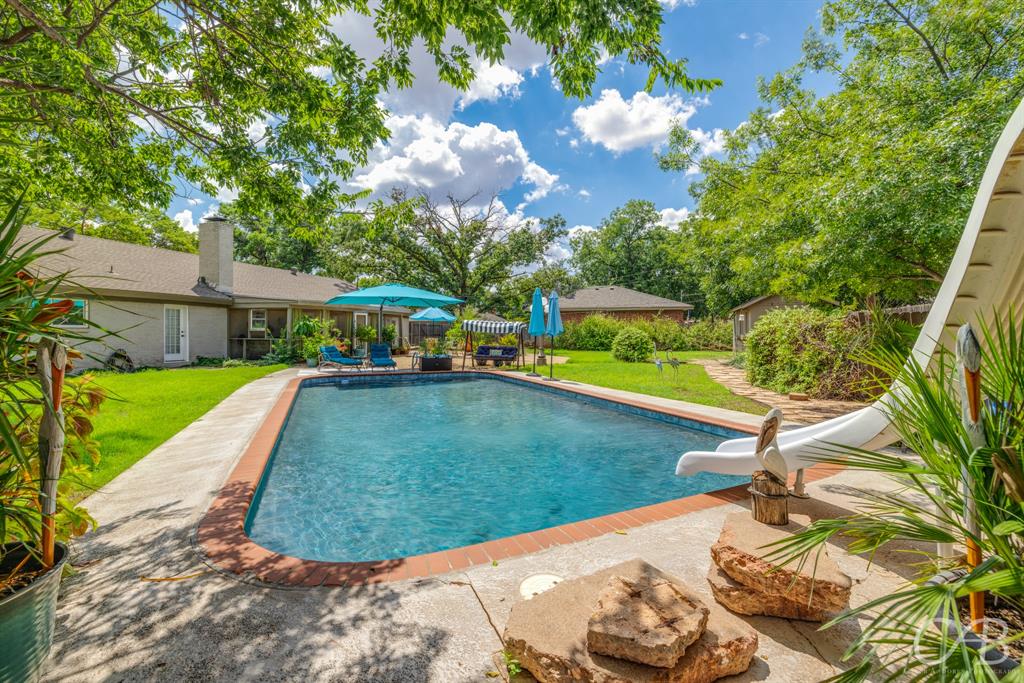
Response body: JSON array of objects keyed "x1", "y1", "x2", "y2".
[
  {"x1": 410, "y1": 307, "x2": 457, "y2": 323},
  {"x1": 545, "y1": 290, "x2": 564, "y2": 379},
  {"x1": 527, "y1": 287, "x2": 546, "y2": 376}
]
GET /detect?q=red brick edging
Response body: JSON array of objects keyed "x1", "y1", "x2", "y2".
[{"x1": 196, "y1": 371, "x2": 841, "y2": 587}]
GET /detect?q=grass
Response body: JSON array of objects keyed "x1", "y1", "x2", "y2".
[
  {"x1": 72, "y1": 364, "x2": 286, "y2": 499},
  {"x1": 521, "y1": 350, "x2": 765, "y2": 415}
]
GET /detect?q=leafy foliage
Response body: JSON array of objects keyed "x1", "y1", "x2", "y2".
[
  {"x1": 28, "y1": 199, "x2": 198, "y2": 252},
  {"x1": 570, "y1": 200, "x2": 701, "y2": 312},
  {"x1": 490, "y1": 263, "x2": 583, "y2": 321},
  {"x1": 1, "y1": 194, "x2": 108, "y2": 558},
  {"x1": 659, "y1": 0, "x2": 1024, "y2": 313},
  {"x1": 611, "y1": 326, "x2": 654, "y2": 363},
  {"x1": 352, "y1": 191, "x2": 564, "y2": 309},
  {"x1": 561, "y1": 314, "x2": 730, "y2": 352},
  {"x1": 745, "y1": 306, "x2": 918, "y2": 400},
  {"x1": 0, "y1": 0, "x2": 714, "y2": 216},
  {"x1": 744, "y1": 307, "x2": 874, "y2": 399},
  {"x1": 672, "y1": 318, "x2": 733, "y2": 352},
  {"x1": 562, "y1": 314, "x2": 625, "y2": 351},
  {"x1": 766, "y1": 315, "x2": 1024, "y2": 682}
]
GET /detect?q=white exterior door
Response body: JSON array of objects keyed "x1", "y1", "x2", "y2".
[{"x1": 163, "y1": 305, "x2": 189, "y2": 362}]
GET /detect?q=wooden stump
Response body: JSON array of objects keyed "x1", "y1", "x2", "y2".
[{"x1": 749, "y1": 470, "x2": 788, "y2": 525}]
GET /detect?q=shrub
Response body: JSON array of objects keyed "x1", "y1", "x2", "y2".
[
  {"x1": 674, "y1": 318, "x2": 732, "y2": 351},
  {"x1": 562, "y1": 314, "x2": 625, "y2": 350},
  {"x1": 612, "y1": 327, "x2": 655, "y2": 362},
  {"x1": 630, "y1": 317, "x2": 682, "y2": 350},
  {"x1": 745, "y1": 307, "x2": 877, "y2": 400},
  {"x1": 381, "y1": 323, "x2": 396, "y2": 344}
]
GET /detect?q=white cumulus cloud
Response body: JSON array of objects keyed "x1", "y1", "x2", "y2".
[
  {"x1": 754, "y1": 32, "x2": 770, "y2": 47},
  {"x1": 174, "y1": 209, "x2": 196, "y2": 233},
  {"x1": 658, "y1": 207, "x2": 691, "y2": 229},
  {"x1": 351, "y1": 115, "x2": 561, "y2": 210},
  {"x1": 571, "y1": 89, "x2": 697, "y2": 153}
]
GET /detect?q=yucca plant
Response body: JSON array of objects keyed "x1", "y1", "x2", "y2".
[
  {"x1": 0, "y1": 193, "x2": 108, "y2": 586},
  {"x1": 767, "y1": 314, "x2": 1024, "y2": 681}
]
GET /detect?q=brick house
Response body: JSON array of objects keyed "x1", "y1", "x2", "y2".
[{"x1": 558, "y1": 286, "x2": 694, "y2": 324}]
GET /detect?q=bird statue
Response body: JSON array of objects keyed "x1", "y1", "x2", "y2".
[
  {"x1": 754, "y1": 408, "x2": 788, "y2": 485},
  {"x1": 653, "y1": 357, "x2": 664, "y2": 378},
  {"x1": 664, "y1": 350, "x2": 681, "y2": 380}
]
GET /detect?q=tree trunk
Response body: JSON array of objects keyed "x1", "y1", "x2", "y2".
[{"x1": 750, "y1": 470, "x2": 788, "y2": 526}]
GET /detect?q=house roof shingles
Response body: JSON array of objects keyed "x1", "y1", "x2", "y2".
[
  {"x1": 560, "y1": 286, "x2": 693, "y2": 311},
  {"x1": 22, "y1": 227, "x2": 356, "y2": 305}
]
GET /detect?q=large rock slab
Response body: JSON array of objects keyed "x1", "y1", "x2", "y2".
[
  {"x1": 587, "y1": 575, "x2": 709, "y2": 668},
  {"x1": 706, "y1": 566, "x2": 829, "y2": 622},
  {"x1": 710, "y1": 512, "x2": 851, "y2": 615},
  {"x1": 504, "y1": 559, "x2": 757, "y2": 683}
]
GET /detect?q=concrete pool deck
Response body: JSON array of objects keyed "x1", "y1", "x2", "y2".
[{"x1": 45, "y1": 368, "x2": 919, "y2": 682}]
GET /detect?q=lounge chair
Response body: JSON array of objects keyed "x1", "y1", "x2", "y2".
[
  {"x1": 676, "y1": 97, "x2": 1024, "y2": 479},
  {"x1": 369, "y1": 343, "x2": 397, "y2": 370},
  {"x1": 318, "y1": 345, "x2": 364, "y2": 371}
]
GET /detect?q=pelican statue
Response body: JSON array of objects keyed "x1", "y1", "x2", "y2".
[{"x1": 754, "y1": 408, "x2": 788, "y2": 485}]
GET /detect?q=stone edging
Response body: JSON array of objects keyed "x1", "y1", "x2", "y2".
[{"x1": 196, "y1": 370, "x2": 842, "y2": 587}]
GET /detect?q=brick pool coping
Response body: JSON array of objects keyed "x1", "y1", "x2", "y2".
[{"x1": 196, "y1": 370, "x2": 842, "y2": 587}]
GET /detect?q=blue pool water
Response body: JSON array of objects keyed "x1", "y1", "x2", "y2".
[{"x1": 246, "y1": 376, "x2": 744, "y2": 561}]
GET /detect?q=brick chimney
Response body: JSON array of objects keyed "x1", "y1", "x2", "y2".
[{"x1": 198, "y1": 215, "x2": 234, "y2": 294}]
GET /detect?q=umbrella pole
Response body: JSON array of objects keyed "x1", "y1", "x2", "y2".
[
  {"x1": 549, "y1": 336, "x2": 554, "y2": 379},
  {"x1": 378, "y1": 303, "x2": 384, "y2": 343}
]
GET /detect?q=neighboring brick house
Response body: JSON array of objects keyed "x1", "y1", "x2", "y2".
[
  {"x1": 558, "y1": 286, "x2": 694, "y2": 324},
  {"x1": 24, "y1": 217, "x2": 411, "y2": 369}
]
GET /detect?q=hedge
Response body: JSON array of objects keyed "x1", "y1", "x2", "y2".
[{"x1": 560, "y1": 314, "x2": 731, "y2": 352}]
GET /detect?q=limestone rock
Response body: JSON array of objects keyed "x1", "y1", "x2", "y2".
[
  {"x1": 587, "y1": 575, "x2": 709, "y2": 668},
  {"x1": 503, "y1": 559, "x2": 757, "y2": 683},
  {"x1": 711, "y1": 512, "x2": 851, "y2": 614},
  {"x1": 706, "y1": 565, "x2": 829, "y2": 622}
]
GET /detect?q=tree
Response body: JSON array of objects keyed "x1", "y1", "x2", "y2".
[
  {"x1": 569, "y1": 199, "x2": 703, "y2": 312},
  {"x1": 355, "y1": 190, "x2": 564, "y2": 309},
  {"x1": 220, "y1": 188, "x2": 360, "y2": 276},
  {"x1": 28, "y1": 199, "x2": 197, "y2": 252},
  {"x1": 659, "y1": 0, "x2": 1024, "y2": 314},
  {"x1": 0, "y1": 0, "x2": 717, "y2": 216},
  {"x1": 489, "y1": 262, "x2": 583, "y2": 320}
]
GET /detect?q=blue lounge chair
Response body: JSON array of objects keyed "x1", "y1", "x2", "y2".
[
  {"x1": 319, "y1": 345, "x2": 364, "y2": 371},
  {"x1": 369, "y1": 343, "x2": 397, "y2": 370}
]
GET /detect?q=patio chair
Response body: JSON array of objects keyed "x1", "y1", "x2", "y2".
[
  {"x1": 369, "y1": 343, "x2": 397, "y2": 370},
  {"x1": 318, "y1": 345, "x2": 364, "y2": 371}
]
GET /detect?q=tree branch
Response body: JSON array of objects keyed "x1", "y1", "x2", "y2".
[{"x1": 882, "y1": 0, "x2": 949, "y2": 80}]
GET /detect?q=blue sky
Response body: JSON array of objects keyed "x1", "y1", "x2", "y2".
[{"x1": 169, "y1": 0, "x2": 830, "y2": 257}]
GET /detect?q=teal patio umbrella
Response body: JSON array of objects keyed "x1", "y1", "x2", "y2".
[
  {"x1": 527, "y1": 287, "x2": 546, "y2": 377},
  {"x1": 545, "y1": 290, "x2": 564, "y2": 380},
  {"x1": 326, "y1": 283, "x2": 463, "y2": 342},
  {"x1": 410, "y1": 307, "x2": 457, "y2": 323}
]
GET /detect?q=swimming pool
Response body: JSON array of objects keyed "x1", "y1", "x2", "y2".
[{"x1": 245, "y1": 374, "x2": 745, "y2": 562}]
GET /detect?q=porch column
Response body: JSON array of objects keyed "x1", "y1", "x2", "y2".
[{"x1": 286, "y1": 306, "x2": 293, "y2": 340}]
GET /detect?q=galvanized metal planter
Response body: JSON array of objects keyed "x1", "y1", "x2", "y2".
[{"x1": 0, "y1": 543, "x2": 68, "y2": 683}]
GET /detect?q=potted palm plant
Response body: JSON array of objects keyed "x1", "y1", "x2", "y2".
[
  {"x1": 1, "y1": 196, "x2": 106, "y2": 681},
  {"x1": 769, "y1": 316, "x2": 1024, "y2": 681}
]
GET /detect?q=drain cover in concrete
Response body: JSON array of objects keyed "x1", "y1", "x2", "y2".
[{"x1": 520, "y1": 574, "x2": 563, "y2": 599}]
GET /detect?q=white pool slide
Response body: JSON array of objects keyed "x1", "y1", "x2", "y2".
[{"x1": 677, "y1": 97, "x2": 1024, "y2": 478}]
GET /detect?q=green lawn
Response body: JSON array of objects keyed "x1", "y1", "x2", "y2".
[
  {"x1": 523, "y1": 350, "x2": 765, "y2": 415},
  {"x1": 74, "y1": 364, "x2": 286, "y2": 499}
]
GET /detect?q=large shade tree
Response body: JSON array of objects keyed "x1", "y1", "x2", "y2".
[
  {"x1": 353, "y1": 190, "x2": 565, "y2": 309},
  {"x1": 659, "y1": 0, "x2": 1024, "y2": 314},
  {"x1": 570, "y1": 199, "x2": 703, "y2": 312},
  {"x1": 1, "y1": 0, "x2": 717, "y2": 221}
]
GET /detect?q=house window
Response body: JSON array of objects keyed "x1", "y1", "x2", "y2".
[
  {"x1": 249, "y1": 309, "x2": 268, "y2": 332},
  {"x1": 48, "y1": 298, "x2": 88, "y2": 328}
]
